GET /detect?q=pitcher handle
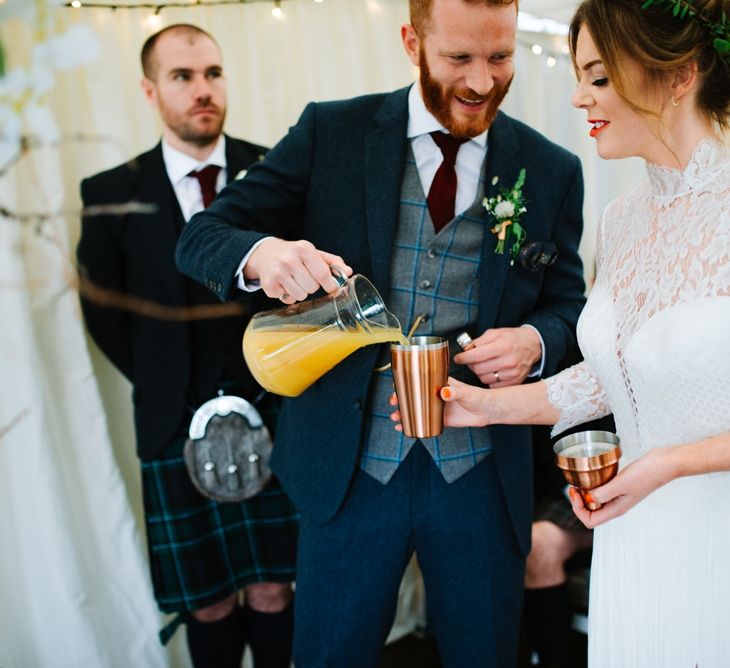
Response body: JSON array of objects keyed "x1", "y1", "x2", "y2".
[{"x1": 330, "y1": 265, "x2": 349, "y2": 287}]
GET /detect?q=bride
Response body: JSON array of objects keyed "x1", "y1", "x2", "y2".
[{"x1": 393, "y1": 0, "x2": 730, "y2": 665}]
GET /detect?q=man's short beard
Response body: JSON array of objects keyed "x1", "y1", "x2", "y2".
[
  {"x1": 419, "y1": 51, "x2": 512, "y2": 138},
  {"x1": 159, "y1": 103, "x2": 226, "y2": 148},
  {"x1": 177, "y1": 123, "x2": 224, "y2": 147}
]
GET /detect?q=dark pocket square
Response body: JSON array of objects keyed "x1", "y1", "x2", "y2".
[{"x1": 517, "y1": 241, "x2": 558, "y2": 272}]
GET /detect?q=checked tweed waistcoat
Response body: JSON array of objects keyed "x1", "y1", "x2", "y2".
[{"x1": 359, "y1": 146, "x2": 495, "y2": 485}]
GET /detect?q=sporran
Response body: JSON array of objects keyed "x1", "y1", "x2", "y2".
[{"x1": 184, "y1": 395, "x2": 273, "y2": 502}]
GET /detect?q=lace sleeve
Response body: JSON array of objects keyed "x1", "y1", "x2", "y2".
[{"x1": 544, "y1": 361, "x2": 612, "y2": 436}]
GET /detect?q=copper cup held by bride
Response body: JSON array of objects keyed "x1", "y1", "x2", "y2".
[
  {"x1": 391, "y1": 336, "x2": 449, "y2": 439},
  {"x1": 553, "y1": 431, "x2": 622, "y2": 510}
]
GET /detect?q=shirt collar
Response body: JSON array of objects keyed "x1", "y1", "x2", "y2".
[
  {"x1": 406, "y1": 83, "x2": 488, "y2": 148},
  {"x1": 161, "y1": 135, "x2": 227, "y2": 186}
]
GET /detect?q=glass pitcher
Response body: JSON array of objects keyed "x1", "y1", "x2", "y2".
[{"x1": 242, "y1": 267, "x2": 405, "y2": 397}]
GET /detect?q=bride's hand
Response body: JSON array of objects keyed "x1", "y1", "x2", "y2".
[
  {"x1": 389, "y1": 377, "x2": 492, "y2": 430},
  {"x1": 568, "y1": 448, "x2": 673, "y2": 528}
]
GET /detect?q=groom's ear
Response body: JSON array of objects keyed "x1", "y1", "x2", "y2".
[{"x1": 401, "y1": 23, "x2": 421, "y2": 67}]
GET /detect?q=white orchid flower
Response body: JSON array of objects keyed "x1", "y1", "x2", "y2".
[{"x1": 33, "y1": 25, "x2": 100, "y2": 72}]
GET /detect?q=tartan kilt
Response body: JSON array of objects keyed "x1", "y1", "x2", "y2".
[{"x1": 141, "y1": 437, "x2": 298, "y2": 614}]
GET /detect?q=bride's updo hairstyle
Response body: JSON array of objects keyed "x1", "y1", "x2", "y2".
[{"x1": 568, "y1": 0, "x2": 730, "y2": 131}]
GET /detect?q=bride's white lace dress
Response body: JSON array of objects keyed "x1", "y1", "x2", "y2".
[{"x1": 545, "y1": 139, "x2": 730, "y2": 667}]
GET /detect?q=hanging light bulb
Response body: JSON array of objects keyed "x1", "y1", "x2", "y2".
[
  {"x1": 144, "y1": 8, "x2": 164, "y2": 30},
  {"x1": 272, "y1": 0, "x2": 284, "y2": 19},
  {"x1": 70, "y1": 0, "x2": 82, "y2": 7},
  {"x1": 546, "y1": 56, "x2": 557, "y2": 68},
  {"x1": 531, "y1": 44, "x2": 543, "y2": 55}
]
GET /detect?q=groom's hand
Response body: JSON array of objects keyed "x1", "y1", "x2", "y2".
[
  {"x1": 244, "y1": 237, "x2": 352, "y2": 303},
  {"x1": 453, "y1": 326, "x2": 541, "y2": 387}
]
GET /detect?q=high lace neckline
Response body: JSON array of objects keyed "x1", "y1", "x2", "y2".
[{"x1": 646, "y1": 138, "x2": 729, "y2": 204}]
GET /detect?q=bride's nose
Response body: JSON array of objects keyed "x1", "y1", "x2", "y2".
[{"x1": 572, "y1": 83, "x2": 594, "y2": 109}]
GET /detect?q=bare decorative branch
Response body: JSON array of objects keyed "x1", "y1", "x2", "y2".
[
  {"x1": 2, "y1": 128, "x2": 243, "y2": 323},
  {"x1": 0, "y1": 201, "x2": 159, "y2": 227},
  {"x1": 76, "y1": 274, "x2": 249, "y2": 321},
  {"x1": 0, "y1": 132, "x2": 129, "y2": 178},
  {"x1": 0, "y1": 408, "x2": 30, "y2": 443},
  {"x1": 81, "y1": 202, "x2": 159, "y2": 218}
]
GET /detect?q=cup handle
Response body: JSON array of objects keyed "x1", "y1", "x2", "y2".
[{"x1": 329, "y1": 265, "x2": 349, "y2": 287}]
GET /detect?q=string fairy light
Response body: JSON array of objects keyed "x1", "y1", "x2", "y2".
[
  {"x1": 61, "y1": 1, "x2": 566, "y2": 66},
  {"x1": 518, "y1": 35, "x2": 571, "y2": 71},
  {"x1": 61, "y1": 0, "x2": 295, "y2": 11}
]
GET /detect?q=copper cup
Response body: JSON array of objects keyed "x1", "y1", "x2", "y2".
[
  {"x1": 553, "y1": 431, "x2": 622, "y2": 510},
  {"x1": 391, "y1": 336, "x2": 449, "y2": 438}
]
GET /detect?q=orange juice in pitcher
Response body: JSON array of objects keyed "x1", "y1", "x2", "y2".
[
  {"x1": 243, "y1": 322, "x2": 406, "y2": 397},
  {"x1": 242, "y1": 269, "x2": 405, "y2": 397}
]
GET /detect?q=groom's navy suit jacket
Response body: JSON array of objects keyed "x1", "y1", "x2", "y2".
[{"x1": 176, "y1": 87, "x2": 585, "y2": 553}]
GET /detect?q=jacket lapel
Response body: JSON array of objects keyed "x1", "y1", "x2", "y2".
[
  {"x1": 364, "y1": 87, "x2": 410, "y2": 295},
  {"x1": 224, "y1": 134, "x2": 261, "y2": 184},
  {"x1": 477, "y1": 112, "x2": 521, "y2": 328},
  {"x1": 134, "y1": 143, "x2": 187, "y2": 302}
]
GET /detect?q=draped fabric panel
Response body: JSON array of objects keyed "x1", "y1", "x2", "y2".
[
  {"x1": 0, "y1": 106, "x2": 167, "y2": 665},
  {"x1": 0, "y1": 1, "x2": 643, "y2": 665}
]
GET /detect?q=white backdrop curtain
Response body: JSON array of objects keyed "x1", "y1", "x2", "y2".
[{"x1": 0, "y1": 1, "x2": 644, "y2": 666}]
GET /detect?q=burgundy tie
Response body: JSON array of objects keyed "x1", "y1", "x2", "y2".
[
  {"x1": 427, "y1": 132, "x2": 469, "y2": 233},
  {"x1": 189, "y1": 164, "x2": 222, "y2": 209}
]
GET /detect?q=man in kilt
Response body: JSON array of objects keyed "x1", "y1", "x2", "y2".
[{"x1": 77, "y1": 24, "x2": 297, "y2": 668}]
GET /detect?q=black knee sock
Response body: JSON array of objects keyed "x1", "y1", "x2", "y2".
[
  {"x1": 242, "y1": 602, "x2": 294, "y2": 668},
  {"x1": 186, "y1": 606, "x2": 246, "y2": 668},
  {"x1": 524, "y1": 584, "x2": 572, "y2": 667}
]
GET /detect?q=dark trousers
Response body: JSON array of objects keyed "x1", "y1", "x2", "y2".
[{"x1": 293, "y1": 444, "x2": 525, "y2": 667}]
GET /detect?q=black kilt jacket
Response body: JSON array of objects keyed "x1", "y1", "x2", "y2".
[{"x1": 77, "y1": 136, "x2": 271, "y2": 460}]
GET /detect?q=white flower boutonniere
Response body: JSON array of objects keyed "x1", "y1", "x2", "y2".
[
  {"x1": 483, "y1": 168, "x2": 528, "y2": 262},
  {"x1": 235, "y1": 169, "x2": 248, "y2": 180}
]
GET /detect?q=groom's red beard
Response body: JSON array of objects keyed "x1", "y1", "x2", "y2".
[{"x1": 419, "y1": 51, "x2": 512, "y2": 138}]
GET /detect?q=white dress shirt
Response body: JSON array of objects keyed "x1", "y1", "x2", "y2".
[
  {"x1": 407, "y1": 82, "x2": 488, "y2": 217},
  {"x1": 407, "y1": 85, "x2": 544, "y2": 375},
  {"x1": 162, "y1": 136, "x2": 227, "y2": 223}
]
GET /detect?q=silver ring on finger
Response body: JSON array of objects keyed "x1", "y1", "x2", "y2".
[
  {"x1": 280, "y1": 292, "x2": 290, "y2": 301},
  {"x1": 493, "y1": 370, "x2": 501, "y2": 382}
]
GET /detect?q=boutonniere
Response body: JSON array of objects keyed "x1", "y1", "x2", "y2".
[
  {"x1": 235, "y1": 169, "x2": 248, "y2": 180},
  {"x1": 483, "y1": 168, "x2": 528, "y2": 262}
]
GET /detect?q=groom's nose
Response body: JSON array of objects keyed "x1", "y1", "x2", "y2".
[{"x1": 464, "y1": 60, "x2": 495, "y2": 97}]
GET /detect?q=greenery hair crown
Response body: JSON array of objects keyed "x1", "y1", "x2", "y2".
[{"x1": 640, "y1": 0, "x2": 730, "y2": 62}]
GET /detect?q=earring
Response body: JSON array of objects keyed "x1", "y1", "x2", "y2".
[{"x1": 671, "y1": 97, "x2": 680, "y2": 107}]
